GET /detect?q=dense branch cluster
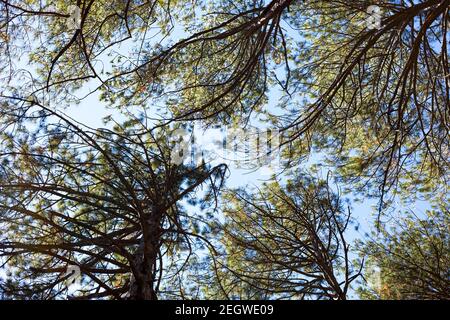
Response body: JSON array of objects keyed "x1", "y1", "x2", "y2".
[
  {"x1": 0, "y1": 98, "x2": 227, "y2": 299},
  {"x1": 202, "y1": 175, "x2": 361, "y2": 300}
]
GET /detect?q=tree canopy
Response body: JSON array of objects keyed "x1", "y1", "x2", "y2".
[
  {"x1": 0, "y1": 98, "x2": 227, "y2": 299},
  {"x1": 358, "y1": 205, "x2": 449, "y2": 299},
  {"x1": 200, "y1": 174, "x2": 361, "y2": 300},
  {"x1": 0, "y1": 0, "x2": 448, "y2": 300}
]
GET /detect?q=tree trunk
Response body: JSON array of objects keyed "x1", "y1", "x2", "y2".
[{"x1": 128, "y1": 211, "x2": 162, "y2": 300}]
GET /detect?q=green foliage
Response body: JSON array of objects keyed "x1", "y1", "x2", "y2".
[
  {"x1": 0, "y1": 0, "x2": 448, "y2": 300},
  {"x1": 358, "y1": 205, "x2": 450, "y2": 300}
]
